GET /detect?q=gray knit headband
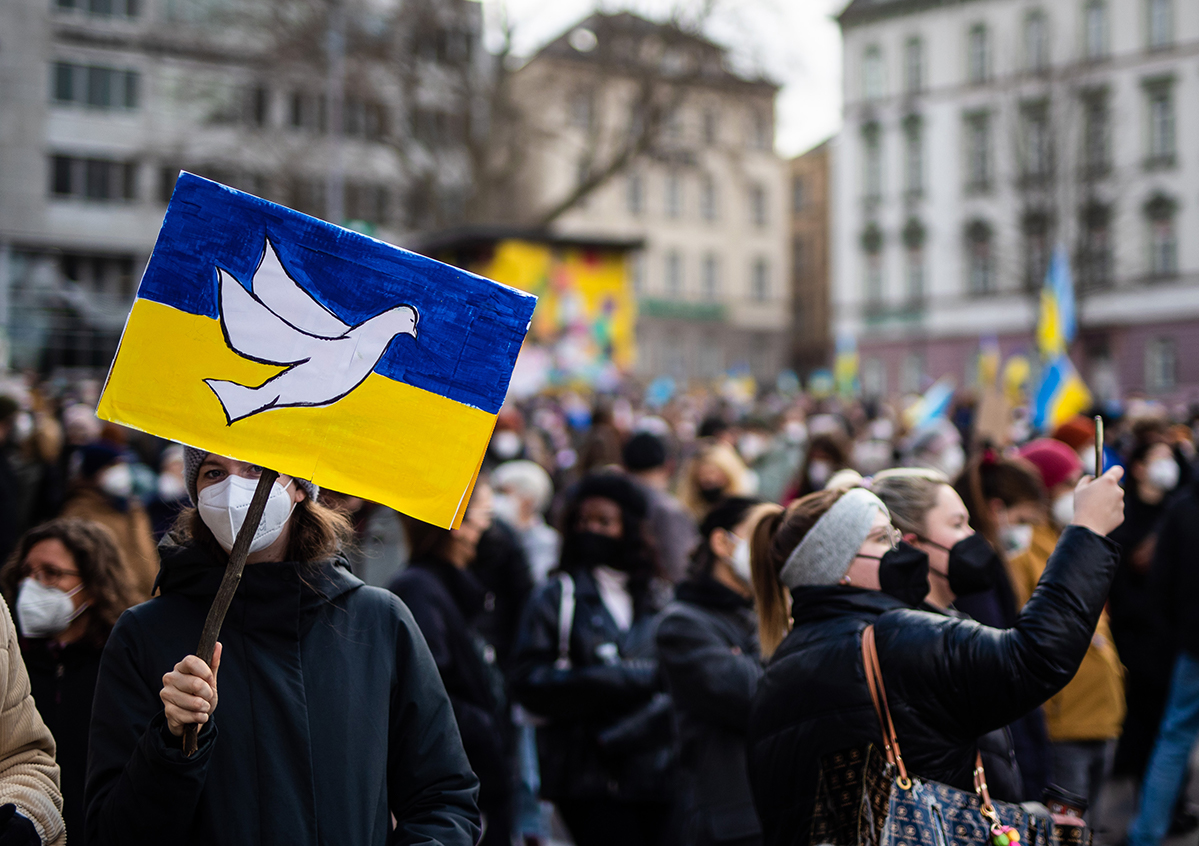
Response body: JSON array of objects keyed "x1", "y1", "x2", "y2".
[
  {"x1": 182, "y1": 446, "x2": 319, "y2": 506},
  {"x1": 778, "y1": 488, "x2": 889, "y2": 589}
]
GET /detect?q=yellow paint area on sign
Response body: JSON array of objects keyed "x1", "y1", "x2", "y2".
[
  {"x1": 98, "y1": 299, "x2": 495, "y2": 528},
  {"x1": 476, "y1": 239, "x2": 637, "y2": 372}
]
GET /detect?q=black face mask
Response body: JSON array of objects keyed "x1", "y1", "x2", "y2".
[
  {"x1": 697, "y1": 484, "x2": 726, "y2": 504},
  {"x1": 570, "y1": 531, "x2": 624, "y2": 570},
  {"x1": 876, "y1": 541, "x2": 931, "y2": 607},
  {"x1": 920, "y1": 533, "x2": 999, "y2": 597}
]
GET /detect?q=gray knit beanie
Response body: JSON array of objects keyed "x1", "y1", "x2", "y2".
[
  {"x1": 182, "y1": 446, "x2": 319, "y2": 506},
  {"x1": 778, "y1": 488, "x2": 889, "y2": 589}
]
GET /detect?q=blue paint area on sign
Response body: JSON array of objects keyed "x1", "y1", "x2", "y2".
[{"x1": 135, "y1": 173, "x2": 536, "y2": 415}]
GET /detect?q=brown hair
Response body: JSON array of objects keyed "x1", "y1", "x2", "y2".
[
  {"x1": 168, "y1": 497, "x2": 354, "y2": 565},
  {"x1": 871, "y1": 470, "x2": 948, "y2": 538},
  {"x1": 399, "y1": 514, "x2": 452, "y2": 561},
  {"x1": 751, "y1": 488, "x2": 849, "y2": 659},
  {"x1": 0, "y1": 518, "x2": 137, "y2": 647},
  {"x1": 955, "y1": 454, "x2": 1045, "y2": 550}
]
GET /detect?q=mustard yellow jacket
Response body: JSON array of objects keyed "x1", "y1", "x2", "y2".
[{"x1": 1007, "y1": 522, "x2": 1125, "y2": 741}]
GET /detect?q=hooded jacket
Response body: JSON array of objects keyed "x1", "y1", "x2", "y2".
[
  {"x1": 747, "y1": 526, "x2": 1118, "y2": 846},
  {"x1": 85, "y1": 541, "x2": 480, "y2": 846}
]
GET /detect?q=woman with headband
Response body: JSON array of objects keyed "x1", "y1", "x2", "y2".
[{"x1": 744, "y1": 469, "x2": 1125, "y2": 846}]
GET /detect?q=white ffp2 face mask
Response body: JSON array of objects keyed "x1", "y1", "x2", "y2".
[
  {"x1": 197, "y1": 474, "x2": 296, "y2": 554},
  {"x1": 729, "y1": 534, "x2": 753, "y2": 584},
  {"x1": 17, "y1": 578, "x2": 87, "y2": 638},
  {"x1": 1052, "y1": 492, "x2": 1075, "y2": 527}
]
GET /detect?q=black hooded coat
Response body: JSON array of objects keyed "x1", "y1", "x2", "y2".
[{"x1": 84, "y1": 542, "x2": 481, "y2": 846}]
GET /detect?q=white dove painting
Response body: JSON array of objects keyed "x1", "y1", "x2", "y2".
[
  {"x1": 205, "y1": 239, "x2": 419, "y2": 424},
  {"x1": 97, "y1": 172, "x2": 536, "y2": 528}
]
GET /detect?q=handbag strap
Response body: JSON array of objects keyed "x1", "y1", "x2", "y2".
[
  {"x1": 555, "y1": 572, "x2": 576, "y2": 670},
  {"x1": 861, "y1": 625, "x2": 999, "y2": 824}
]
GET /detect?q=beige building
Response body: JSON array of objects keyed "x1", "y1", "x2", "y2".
[
  {"x1": 508, "y1": 13, "x2": 790, "y2": 384},
  {"x1": 789, "y1": 141, "x2": 832, "y2": 377}
]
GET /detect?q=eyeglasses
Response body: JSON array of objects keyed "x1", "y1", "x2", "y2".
[
  {"x1": 21, "y1": 565, "x2": 82, "y2": 586},
  {"x1": 865, "y1": 526, "x2": 903, "y2": 550}
]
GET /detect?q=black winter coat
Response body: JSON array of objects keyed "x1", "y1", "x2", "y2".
[
  {"x1": 389, "y1": 559, "x2": 512, "y2": 814},
  {"x1": 748, "y1": 526, "x2": 1118, "y2": 846},
  {"x1": 657, "y1": 579, "x2": 763, "y2": 846},
  {"x1": 1150, "y1": 478, "x2": 1199, "y2": 658},
  {"x1": 22, "y1": 637, "x2": 103, "y2": 846},
  {"x1": 510, "y1": 564, "x2": 673, "y2": 804},
  {"x1": 85, "y1": 542, "x2": 480, "y2": 846}
]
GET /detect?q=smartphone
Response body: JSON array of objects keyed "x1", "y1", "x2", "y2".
[{"x1": 1094, "y1": 416, "x2": 1104, "y2": 477}]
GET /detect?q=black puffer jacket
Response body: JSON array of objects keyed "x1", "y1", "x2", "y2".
[
  {"x1": 1149, "y1": 476, "x2": 1199, "y2": 658},
  {"x1": 509, "y1": 564, "x2": 672, "y2": 803},
  {"x1": 658, "y1": 579, "x2": 764, "y2": 846},
  {"x1": 748, "y1": 526, "x2": 1118, "y2": 846}
]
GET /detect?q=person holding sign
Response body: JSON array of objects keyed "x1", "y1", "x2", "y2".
[{"x1": 84, "y1": 449, "x2": 481, "y2": 845}]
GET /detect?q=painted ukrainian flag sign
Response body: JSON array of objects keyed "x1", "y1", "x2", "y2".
[{"x1": 98, "y1": 173, "x2": 536, "y2": 529}]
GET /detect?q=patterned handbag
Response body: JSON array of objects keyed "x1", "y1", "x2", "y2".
[{"x1": 809, "y1": 626, "x2": 1089, "y2": 846}]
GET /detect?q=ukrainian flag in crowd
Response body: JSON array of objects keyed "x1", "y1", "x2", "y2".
[
  {"x1": 98, "y1": 173, "x2": 535, "y2": 528},
  {"x1": 834, "y1": 332, "x2": 859, "y2": 398},
  {"x1": 1032, "y1": 245, "x2": 1091, "y2": 430}
]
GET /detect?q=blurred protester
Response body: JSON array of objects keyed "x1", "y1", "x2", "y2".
[
  {"x1": 1109, "y1": 439, "x2": 1181, "y2": 781},
  {"x1": 146, "y1": 445, "x2": 189, "y2": 540},
  {"x1": 0, "y1": 397, "x2": 22, "y2": 566},
  {"x1": 486, "y1": 408, "x2": 529, "y2": 470},
  {"x1": 1123, "y1": 455, "x2": 1199, "y2": 846},
  {"x1": 623, "y1": 432, "x2": 699, "y2": 584},
  {"x1": 579, "y1": 402, "x2": 623, "y2": 473},
  {"x1": 680, "y1": 441, "x2": 754, "y2": 522},
  {"x1": 59, "y1": 444, "x2": 159, "y2": 603},
  {"x1": 511, "y1": 473, "x2": 673, "y2": 846},
  {"x1": 1011, "y1": 439, "x2": 1124, "y2": 818},
  {"x1": 746, "y1": 472, "x2": 1125, "y2": 845},
  {"x1": 783, "y1": 431, "x2": 851, "y2": 503},
  {"x1": 851, "y1": 417, "x2": 897, "y2": 478},
  {"x1": 471, "y1": 492, "x2": 535, "y2": 674},
  {"x1": 391, "y1": 486, "x2": 513, "y2": 846},
  {"x1": 657, "y1": 497, "x2": 775, "y2": 846},
  {"x1": 86, "y1": 449, "x2": 480, "y2": 845},
  {"x1": 1, "y1": 518, "x2": 136, "y2": 845},
  {"x1": 493, "y1": 460, "x2": 561, "y2": 586},
  {"x1": 873, "y1": 468, "x2": 1022, "y2": 795},
  {"x1": 902, "y1": 419, "x2": 967, "y2": 484}
]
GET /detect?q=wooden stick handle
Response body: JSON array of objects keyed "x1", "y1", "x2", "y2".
[{"x1": 183, "y1": 469, "x2": 279, "y2": 757}]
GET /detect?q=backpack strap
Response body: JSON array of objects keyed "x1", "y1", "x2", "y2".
[{"x1": 555, "y1": 572, "x2": 576, "y2": 670}]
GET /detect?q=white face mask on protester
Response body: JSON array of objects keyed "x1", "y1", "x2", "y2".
[
  {"x1": 1052, "y1": 492, "x2": 1074, "y2": 527},
  {"x1": 808, "y1": 459, "x2": 833, "y2": 489},
  {"x1": 198, "y1": 474, "x2": 296, "y2": 554},
  {"x1": 17, "y1": 578, "x2": 87, "y2": 638},
  {"x1": 1147, "y1": 458, "x2": 1180, "y2": 492},
  {"x1": 98, "y1": 463, "x2": 133, "y2": 499},
  {"x1": 729, "y1": 534, "x2": 752, "y2": 584},
  {"x1": 1000, "y1": 524, "x2": 1034, "y2": 556}
]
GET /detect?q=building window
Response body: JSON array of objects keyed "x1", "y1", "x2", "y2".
[
  {"x1": 864, "y1": 256, "x2": 884, "y2": 308},
  {"x1": 627, "y1": 171, "x2": 644, "y2": 215},
  {"x1": 55, "y1": 0, "x2": 138, "y2": 16},
  {"x1": 50, "y1": 154, "x2": 136, "y2": 201},
  {"x1": 700, "y1": 173, "x2": 718, "y2": 222},
  {"x1": 1145, "y1": 194, "x2": 1177, "y2": 277},
  {"x1": 751, "y1": 258, "x2": 770, "y2": 301},
  {"x1": 665, "y1": 250, "x2": 683, "y2": 297},
  {"x1": 792, "y1": 176, "x2": 806, "y2": 213},
  {"x1": 1021, "y1": 102, "x2": 1052, "y2": 181},
  {"x1": 1144, "y1": 80, "x2": 1175, "y2": 168},
  {"x1": 903, "y1": 116, "x2": 923, "y2": 196},
  {"x1": 863, "y1": 45, "x2": 885, "y2": 100},
  {"x1": 702, "y1": 109, "x2": 719, "y2": 146},
  {"x1": 1147, "y1": 0, "x2": 1173, "y2": 49},
  {"x1": 967, "y1": 24, "x2": 989, "y2": 84},
  {"x1": 751, "y1": 111, "x2": 772, "y2": 151},
  {"x1": 702, "y1": 253, "x2": 719, "y2": 300},
  {"x1": 905, "y1": 250, "x2": 925, "y2": 303},
  {"x1": 1023, "y1": 212, "x2": 1052, "y2": 291},
  {"x1": 1025, "y1": 11, "x2": 1049, "y2": 72},
  {"x1": 793, "y1": 236, "x2": 807, "y2": 278},
  {"x1": 901, "y1": 351, "x2": 925, "y2": 394},
  {"x1": 1084, "y1": 1, "x2": 1108, "y2": 59},
  {"x1": 1145, "y1": 337, "x2": 1177, "y2": 392},
  {"x1": 904, "y1": 37, "x2": 924, "y2": 94},
  {"x1": 631, "y1": 252, "x2": 647, "y2": 296},
  {"x1": 51, "y1": 62, "x2": 139, "y2": 109},
  {"x1": 863, "y1": 123, "x2": 883, "y2": 201},
  {"x1": 965, "y1": 220, "x2": 994, "y2": 294},
  {"x1": 749, "y1": 183, "x2": 767, "y2": 227},
  {"x1": 665, "y1": 172, "x2": 682, "y2": 219},
  {"x1": 1079, "y1": 203, "x2": 1112, "y2": 290},
  {"x1": 1082, "y1": 90, "x2": 1110, "y2": 176},
  {"x1": 964, "y1": 112, "x2": 990, "y2": 192}
]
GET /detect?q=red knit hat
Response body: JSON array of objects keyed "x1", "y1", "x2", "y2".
[
  {"x1": 1052, "y1": 415, "x2": 1094, "y2": 451},
  {"x1": 1018, "y1": 438, "x2": 1083, "y2": 490}
]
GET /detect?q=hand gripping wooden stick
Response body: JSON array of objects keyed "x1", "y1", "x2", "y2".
[{"x1": 183, "y1": 469, "x2": 279, "y2": 756}]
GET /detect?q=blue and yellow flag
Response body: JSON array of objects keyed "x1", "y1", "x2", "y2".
[
  {"x1": 1033, "y1": 354, "x2": 1092, "y2": 431},
  {"x1": 834, "y1": 333, "x2": 859, "y2": 398},
  {"x1": 98, "y1": 174, "x2": 536, "y2": 528},
  {"x1": 1037, "y1": 245, "x2": 1077, "y2": 358}
]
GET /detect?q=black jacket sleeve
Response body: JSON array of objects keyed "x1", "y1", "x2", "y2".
[
  {"x1": 387, "y1": 600, "x2": 481, "y2": 846},
  {"x1": 656, "y1": 607, "x2": 763, "y2": 734},
  {"x1": 85, "y1": 614, "x2": 218, "y2": 845},
  {"x1": 881, "y1": 525, "x2": 1120, "y2": 741},
  {"x1": 509, "y1": 579, "x2": 658, "y2": 721}
]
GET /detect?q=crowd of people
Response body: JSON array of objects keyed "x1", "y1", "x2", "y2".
[{"x1": 0, "y1": 373, "x2": 1197, "y2": 845}]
